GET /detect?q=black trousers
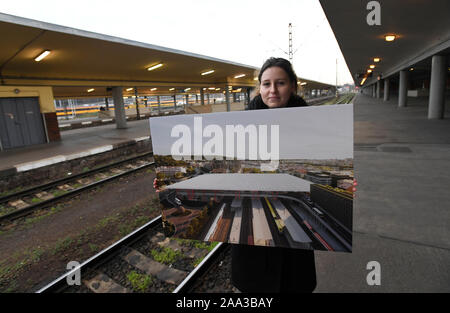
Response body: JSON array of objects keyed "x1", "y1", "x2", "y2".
[{"x1": 231, "y1": 244, "x2": 316, "y2": 293}]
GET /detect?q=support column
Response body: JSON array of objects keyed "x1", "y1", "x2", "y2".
[
  {"x1": 173, "y1": 94, "x2": 176, "y2": 111},
  {"x1": 104, "y1": 97, "x2": 109, "y2": 110},
  {"x1": 195, "y1": 94, "x2": 198, "y2": 104},
  {"x1": 134, "y1": 88, "x2": 140, "y2": 119},
  {"x1": 399, "y1": 70, "x2": 408, "y2": 107},
  {"x1": 384, "y1": 78, "x2": 390, "y2": 101},
  {"x1": 376, "y1": 81, "x2": 381, "y2": 98},
  {"x1": 112, "y1": 87, "x2": 127, "y2": 129},
  {"x1": 185, "y1": 94, "x2": 189, "y2": 112},
  {"x1": 225, "y1": 86, "x2": 230, "y2": 112},
  {"x1": 200, "y1": 88, "x2": 205, "y2": 105},
  {"x1": 207, "y1": 93, "x2": 210, "y2": 105},
  {"x1": 372, "y1": 84, "x2": 376, "y2": 97},
  {"x1": 157, "y1": 95, "x2": 161, "y2": 114},
  {"x1": 246, "y1": 88, "x2": 251, "y2": 105},
  {"x1": 428, "y1": 55, "x2": 447, "y2": 119}
]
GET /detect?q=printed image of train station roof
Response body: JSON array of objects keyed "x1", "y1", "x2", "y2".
[
  {"x1": 166, "y1": 173, "x2": 312, "y2": 193},
  {"x1": 164, "y1": 173, "x2": 352, "y2": 252}
]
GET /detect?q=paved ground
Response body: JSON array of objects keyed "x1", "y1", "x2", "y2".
[{"x1": 315, "y1": 94, "x2": 450, "y2": 292}]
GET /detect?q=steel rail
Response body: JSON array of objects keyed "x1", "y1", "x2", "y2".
[
  {"x1": 0, "y1": 161, "x2": 154, "y2": 223},
  {"x1": 0, "y1": 151, "x2": 153, "y2": 205}
]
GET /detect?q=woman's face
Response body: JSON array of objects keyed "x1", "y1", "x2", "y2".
[{"x1": 260, "y1": 66, "x2": 295, "y2": 108}]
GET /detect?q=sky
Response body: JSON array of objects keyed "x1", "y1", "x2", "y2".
[
  {"x1": 149, "y1": 104, "x2": 353, "y2": 160},
  {"x1": 0, "y1": 0, "x2": 354, "y2": 85}
]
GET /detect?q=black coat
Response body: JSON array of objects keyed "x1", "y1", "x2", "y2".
[{"x1": 231, "y1": 93, "x2": 317, "y2": 293}]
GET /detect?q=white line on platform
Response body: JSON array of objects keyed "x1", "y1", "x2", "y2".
[
  {"x1": 59, "y1": 124, "x2": 71, "y2": 128},
  {"x1": 15, "y1": 145, "x2": 114, "y2": 172},
  {"x1": 15, "y1": 155, "x2": 67, "y2": 172},
  {"x1": 134, "y1": 136, "x2": 150, "y2": 142}
]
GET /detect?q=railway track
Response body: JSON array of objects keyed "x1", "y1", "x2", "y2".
[
  {"x1": 36, "y1": 215, "x2": 229, "y2": 293},
  {"x1": 0, "y1": 152, "x2": 154, "y2": 223}
]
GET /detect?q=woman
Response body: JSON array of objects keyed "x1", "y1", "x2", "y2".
[{"x1": 231, "y1": 57, "x2": 317, "y2": 293}]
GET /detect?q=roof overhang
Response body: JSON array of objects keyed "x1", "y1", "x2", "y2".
[
  {"x1": 0, "y1": 12, "x2": 335, "y2": 98},
  {"x1": 319, "y1": 0, "x2": 450, "y2": 86},
  {"x1": 0, "y1": 12, "x2": 258, "y2": 95}
]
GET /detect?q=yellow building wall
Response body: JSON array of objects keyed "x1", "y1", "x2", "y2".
[{"x1": 0, "y1": 86, "x2": 55, "y2": 113}]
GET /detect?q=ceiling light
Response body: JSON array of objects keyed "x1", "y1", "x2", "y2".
[
  {"x1": 234, "y1": 74, "x2": 246, "y2": 79},
  {"x1": 370, "y1": 65, "x2": 375, "y2": 69},
  {"x1": 374, "y1": 57, "x2": 380, "y2": 63},
  {"x1": 409, "y1": 67, "x2": 414, "y2": 71},
  {"x1": 126, "y1": 88, "x2": 133, "y2": 91},
  {"x1": 215, "y1": 88, "x2": 220, "y2": 91},
  {"x1": 300, "y1": 82, "x2": 307, "y2": 86},
  {"x1": 201, "y1": 70, "x2": 214, "y2": 76},
  {"x1": 34, "y1": 50, "x2": 51, "y2": 62},
  {"x1": 151, "y1": 88, "x2": 157, "y2": 91},
  {"x1": 385, "y1": 35, "x2": 396, "y2": 42},
  {"x1": 184, "y1": 88, "x2": 191, "y2": 91},
  {"x1": 208, "y1": 87, "x2": 216, "y2": 90},
  {"x1": 87, "y1": 88, "x2": 95, "y2": 93},
  {"x1": 147, "y1": 63, "x2": 163, "y2": 71},
  {"x1": 367, "y1": 69, "x2": 373, "y2": 73},
  {"x1": 169, "y1": 88, "x2": 175, "y2": 91},
  {"x1": 360, "y1": 77, "x2": 367, "y2": 85},
  {"x1": 254, "y1": 77, "x2": 258, "y2": 81}
]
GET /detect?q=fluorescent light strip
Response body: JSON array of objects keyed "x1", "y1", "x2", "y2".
[
  {"x1": 201, "y1": 70, "x2": 214, "y2": 76},
  {"x1": 35, "y1": 50, "x2": 51, "y2": 62},
  {"x1": 151, "y1": 88, "x2": 157, "y2": 91},
  {"x1": 87, "y1": 88, "x2": 95, "y2": 93},
  {"x1": 147, "y1": 63, "x2": 163, "y2": 71},
  {"x1": 126, "y1": 88, "x2": 133, "y2": 91},
  {"x1": 234, "y1": 74, "x2": 246, "y2": 78}
]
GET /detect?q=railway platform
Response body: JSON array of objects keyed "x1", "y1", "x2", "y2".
[
  {"x1": 0, "y1": 118, "x2": 152, "y2": 176},
  {"x1": 315, "y1": 93, "x2": 450, "y2": 292}
]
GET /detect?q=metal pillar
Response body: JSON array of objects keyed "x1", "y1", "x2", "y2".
[
  {"x1": 112, "y1": 87, "x2": 127, "y2": 129},
  {"x1": 134, "y1": 87, "x2": 140, "y2": 119},
  {"x1": 428, "y1": 55, "x2": 447, "y2": 119},
  {"x1": 384, "y1": 78, "x2": 390, "y2": 101},
  {"x1": 157, "y1": 95, "x2": 161, "y2": 114},
  {"x1": 207, "y1": 93, "x2": 210, "y2": 105},
  {"x1": 185, "y1": 94, "x2": 189, "y2": 112},
  {"x1": 376, "y1": 81, "x2": 381, "y2": 98},
  {"x1": 195, "y1": 94, "x2": 198, "y2": 104},
  {"x1": 200, "y1": 89, "x2": 205, "y2": 105},
  {"x1": 104, "y1": 97, "x2": 109, "y2": 110},
  {"x1": 372, "y1": 84, "x2": 376, "y2": 97},
  {"x1": 399, "y1": 70, "x2": 408, "y2": 107},
  {"x1": 173, "y1": 94, "x2": 176, "y2": 111},
  {"x1": 225, "y1": 86, "x2": 230, "y2": 112}
]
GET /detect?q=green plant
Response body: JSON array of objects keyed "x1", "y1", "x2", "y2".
[
  {"x1": 52, "y1": 237, "x2": 74, "y2": 255},
  {"x1": 150, "y1": 247, "x2": 182, "y2": 265},
  {"x1": 88, "y1": 243, "x2": 98, "y2": 253},
  {"x1": 31, "y1": 197, "x2": 42, "y2": 203},
  {"x1": 52, "y1": 190, "x2": 68, "y2": 197},
  {"x1": 127, "y1": 271, "x2": 153, "y2": 292}
]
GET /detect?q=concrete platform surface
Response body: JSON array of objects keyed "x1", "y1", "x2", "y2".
[{"x1": 315, "y1": 94, "x2": 450, "y2": 292}]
